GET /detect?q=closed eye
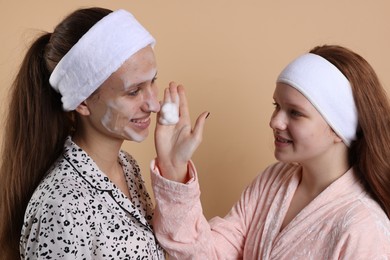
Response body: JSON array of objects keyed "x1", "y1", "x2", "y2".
[
  {"x1": 127, "y1": 74, "x2": 158, "y2": 96},
  {"x1": 128, "y1": 88, "x2": 141, "y2": 96}
]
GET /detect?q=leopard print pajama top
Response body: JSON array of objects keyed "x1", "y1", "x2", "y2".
[{"x1": 20, "y1": 137, "x2": 164, "y2": 259}]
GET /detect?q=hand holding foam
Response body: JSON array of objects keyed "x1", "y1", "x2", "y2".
[
  {"x1": 155, "y1": 82, "x2": 209, "y2": 183},
  {"x1": 159, "y1": 102, "x2": 179, "y2": 125}
]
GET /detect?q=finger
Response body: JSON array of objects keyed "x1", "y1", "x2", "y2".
[
  {"x1": 192, "y1": 111, "x2": 210, "y2": 144},
  {"x1": 168, "y1": 82, "x2": 180, "y2": 105},
  {"x1": 164, "y1": 87, "x2": 172, "y2": 103},
  {"x1": 177, "y1": 85, "x2": 190, "y2": 120},
  {"x1": 170, "y1": 84, "x2": 180, "y2": 105}
]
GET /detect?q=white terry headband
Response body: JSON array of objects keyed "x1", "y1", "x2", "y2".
[
  {"x1": 277, "y1": 53, "x2": 358, "y2": 146},
  {"x1": 49, "y1": 9, "x2": 155, "y2": 111}
]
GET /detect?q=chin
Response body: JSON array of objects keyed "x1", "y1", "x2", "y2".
[
  {"x1": 274, "y1": 153, "x2": 293, "y2": 163},
  {"x1": 133, "y1": 137, "x2": 147, "y2": 143},
  {"x1": 127, "y1": 133, "x2": 148, "y2": 143},
  {"x1": 122, "y1": 128, "x2": 149, "y2": 143}
]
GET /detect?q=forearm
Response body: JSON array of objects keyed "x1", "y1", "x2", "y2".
[
  {"x1": 151, "y1": 161, "x2": 215, "y2": 259},
  {"x1": 150, "y1": 160, "x2": 243, "y2": 259}
]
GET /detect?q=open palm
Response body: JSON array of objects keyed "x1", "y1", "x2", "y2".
[{"x1": 154, "y1": 82, "x2": 208, "y2": 182}]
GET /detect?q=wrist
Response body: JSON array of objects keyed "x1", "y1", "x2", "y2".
[{"x1": 156, "y1": 159, "x2": 190, "y2": 183}]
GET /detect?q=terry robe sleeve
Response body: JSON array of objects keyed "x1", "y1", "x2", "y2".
[{"x1": 151, "y1": 161, "x2": 390, "y2": 260}]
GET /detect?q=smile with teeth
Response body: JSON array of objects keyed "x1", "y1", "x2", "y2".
[
  {"x1": 130, "y1": 117, "x2": 150, "y2": 123},
  {"x1": 276, "y1": 136, "x2": 292, "y2": 143}
]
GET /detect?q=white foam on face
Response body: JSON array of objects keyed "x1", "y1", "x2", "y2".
[
  {"x1": 159, "y1": 102, "x2": 179, "y2": 125},
  {"x1": 101, "y1": 100, "x2": 146, "y2": 142}
]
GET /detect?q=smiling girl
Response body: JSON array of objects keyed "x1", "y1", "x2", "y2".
[
  {"x1": 0, "y1": 7, "x2": 165, "y2": 259},
  {"x1": 151, "y1": 45, "x2": 390, "y2": 259}
]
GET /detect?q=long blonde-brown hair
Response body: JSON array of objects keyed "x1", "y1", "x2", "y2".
[
  {"x1": 0, "y1": 7, "x2": 112, "y2": 259},
  {"x1": 310, "y1": 45, "x2": 390, "y2": 218}
]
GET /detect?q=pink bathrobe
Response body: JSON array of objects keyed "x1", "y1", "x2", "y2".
[{"x1": 151, "y1": 161, "x2": 390, "y2": 259}]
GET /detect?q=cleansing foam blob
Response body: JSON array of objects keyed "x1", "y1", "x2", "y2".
[{"x1": 159, "y1": 102, "x2": 179, "y2": 125}]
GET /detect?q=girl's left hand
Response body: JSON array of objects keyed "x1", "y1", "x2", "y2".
[{"x1": 154, "y1": 82, "x2": 208, "y2": 183}]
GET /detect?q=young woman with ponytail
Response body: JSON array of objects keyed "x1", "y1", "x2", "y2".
[{"x1": 0, "y1": 7, "x2": 169, "y2": 259}]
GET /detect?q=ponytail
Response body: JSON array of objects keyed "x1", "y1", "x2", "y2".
[
  {"x1": 0, "y1": 33, "x2": 71, "y2": 259},
  {"x1": 0, "y1": 8, "x2": 113, "y2": 258}
]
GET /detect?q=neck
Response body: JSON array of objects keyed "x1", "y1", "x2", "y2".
[
  {"x1": 299, "y1": 145, "x2": 350, "y2": 197},
  {"x1": 72, "y1": 131, "x2": 124, "y2": 177}
]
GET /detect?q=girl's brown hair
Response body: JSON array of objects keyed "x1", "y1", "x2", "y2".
[
  {"x1": 0, "y1": 7, "x2": 112, "y2": 259},
  {"x1": 310, "y1": 45, "x2": 390, "y2": 218}
]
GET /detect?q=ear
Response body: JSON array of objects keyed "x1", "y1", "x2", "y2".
[
  {"x1": 332, "y1": 131, "x2": 344, "y2": 144},
  {"x1": 75, "y1": 101, "x2": 91, "y2": 116}
]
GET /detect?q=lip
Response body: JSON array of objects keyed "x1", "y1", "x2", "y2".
[
  {"x1": 130, "y1": 116, "x2": 151, "y2": 130},
  {"x1": 274, "y1": 134, "x2": 293, "y2": 147}
]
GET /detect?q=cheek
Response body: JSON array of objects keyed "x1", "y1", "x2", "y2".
[
  {"x1": 296, "y1": 122, "x2": 330, "y2": 143},
  {"x1": 101, "y1": 100, "x2": 135, "y2": 127},
  {"x1": 323, "y1": 126, "x2": 338, "y2": 144},
  {"x1": 289, "y1": 123, "x2": 311, "y2": 141},
  {"x1": 111, "y1": 99, "x2": 138, "y2": 116}
]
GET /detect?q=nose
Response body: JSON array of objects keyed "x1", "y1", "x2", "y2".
[
  {"x1": 141, "y1": 84, "x2": 160, "y2": 113},
  {"x1": 269, "y1": 110, "x2": 287, "y2": 131}
]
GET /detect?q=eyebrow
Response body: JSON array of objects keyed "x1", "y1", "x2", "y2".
[
  {"x1": 286, "y1": 102, "x2": 306, "y2": 110},
  {"x1": 135, "y1": 71, "x2": 158, "y2": 87},
  {"x1": 124, "y1": 71, "x2": 158, "y2": 90},
  {"x1": 274, "y1": 97, "x2": 307, "y2": 111}
]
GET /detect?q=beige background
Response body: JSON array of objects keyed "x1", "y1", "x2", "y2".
[{"x1": 1, "y1": 1, "x2": 389, "y2": 220}]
